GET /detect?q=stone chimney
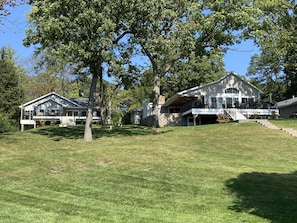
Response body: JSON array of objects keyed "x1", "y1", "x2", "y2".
[{"x1": 158, "y1": 95, "x2": 165, "y2": 104}]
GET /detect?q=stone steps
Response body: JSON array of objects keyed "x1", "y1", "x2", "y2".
[
  {"x1": 256, "y1": 119, "x2": 297, "y2": 137},
  {"x1": 281, "y1": 128, "x2": 297, "y2": 137},
  {"x1": 256, "y1": 119, "x2": 280, "y2": 130}
]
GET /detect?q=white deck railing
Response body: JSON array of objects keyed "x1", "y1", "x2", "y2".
[
  {"x1": 184, "y1": 108, "x2": 279, "y2": 120},
  {"x1": 31, "y1": 116, "x2": 100, "y2": 120}
]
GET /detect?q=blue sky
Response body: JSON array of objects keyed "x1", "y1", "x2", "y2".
[{"x1": 0, "y1": 4, "x2": 259, "y2": 77}]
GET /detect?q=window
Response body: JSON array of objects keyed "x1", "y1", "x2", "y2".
[
  {"x1": 211, "y1": 97, "x2": 217, "y2": 108},
  {"x1": 24, "y1": 111, "x2": 31, "y2": 119},
  {"x1": 225, "y1": 88, "x2": 239, "y2": 94},
  {"x1": 67, "y1": 111, "x2": 79, "y2": 116},
  {"x1": 248, "y1": 98, "x2": 254, "y2": 106}
]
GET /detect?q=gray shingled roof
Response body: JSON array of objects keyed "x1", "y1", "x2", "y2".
[{"x1": 277, "y1": 97, "x2": 297, "y2": 108}]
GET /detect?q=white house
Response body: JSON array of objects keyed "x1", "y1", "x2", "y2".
[
  {"x1": 19, "y1": 92, "x2": 100, "y2": 131},
  {"x1": 142, "y1": 72, "x2": 279, "y2": 126}
]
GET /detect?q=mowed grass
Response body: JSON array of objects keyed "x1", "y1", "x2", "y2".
[
  {"x1": 1, "y1": 122, "x2": 297, "y2": 222},
  {"x1": 270, "y1": 118, "x2": 297, "y2": 130}
]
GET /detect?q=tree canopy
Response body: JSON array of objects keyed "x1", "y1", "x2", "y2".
[
  {"x1": 122, "y1": 0, "x2": 266, "y2": 126},
  {"x1": 24, "y1": 0, "x2": 135, "y2": 141},
  {"x1": 23, "y1": 0, "x2": 286, "y2": 138},
  {"x1": 247, "y1": 0, "x2": 296, "y2": 100}
]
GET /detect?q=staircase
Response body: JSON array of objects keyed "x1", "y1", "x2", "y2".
[
  {"x1": 256, "y1": 119, "x2": 280, "y2": 130},
  {"x1": 256, "y1": 119, "x2": 297, "y2": 137},
  {"x1": 225, "y1": 109, "x2": 247, "y2": 121},
  {"x1": 280, "y1": 128, "x2": 297, "y2": 137}
]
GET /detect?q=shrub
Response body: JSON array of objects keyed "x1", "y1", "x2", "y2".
[
  {"x1": 0, "y1": 113, "x2": 17, "y2": 133},
  {"x1": 250, "y1": 114, "x2": 260, "y2": 119},
  {"x1": 270, "y1": 111, "x2": 279, "y2": 120},
  {"x1": 216, "y1": 114, "x2": 230, "y2": 123}
]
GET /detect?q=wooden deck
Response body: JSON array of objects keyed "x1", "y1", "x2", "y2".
[{"x1": 182, "y1": 108, "x2": 279, "y2": 120}]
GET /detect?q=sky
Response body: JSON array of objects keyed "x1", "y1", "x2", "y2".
[{"x1": 0, "y1": 4, "x2": 260, "y2": 78}]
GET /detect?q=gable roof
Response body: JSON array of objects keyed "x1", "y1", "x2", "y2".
[
  {"x1": 21, "y1": 92, "x2": 82, "y2": 108},
  {"x1": 163, "y1": 72, "x2": 263, "y2": 107},
  {"x1": 34, "y1": 98, "x2": 65, "y2": 107},
  {"x1": 277, "y1": 97, "x2": 297, "y2": 108}
]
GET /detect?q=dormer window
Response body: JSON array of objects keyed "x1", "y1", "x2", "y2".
[{"x1": 225, "y1": 88, "x2": 239, "y2": 94}]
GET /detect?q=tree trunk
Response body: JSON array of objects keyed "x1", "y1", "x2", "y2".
[
  {"x1": 84, "y1": 73, "x2": 98, "y2": 141},
  {"x1": 152, "y1": 63, "x2": 160, "y2": 128},
  {"x1": 99, "y1": 73, "x2": 106, "y2": 125}
]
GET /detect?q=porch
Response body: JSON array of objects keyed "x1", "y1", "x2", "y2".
[
  {"x1": 20, "y1": 115, "x2": 100, "y2": 131},
  {"x1": 182, "y1": 108, "x2": 279, "y2": 121}
]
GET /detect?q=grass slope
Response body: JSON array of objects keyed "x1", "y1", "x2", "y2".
[
  {"x1": 270, "y1": 119, "x2": 297, "y2": 130},
  {"x1": 1, "y1": 122, "x2": 297, "y2": 222}
]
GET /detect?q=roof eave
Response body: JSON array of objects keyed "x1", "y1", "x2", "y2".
[{"x1": 163, "y1": 93, "x2": 182, "y2": 107}]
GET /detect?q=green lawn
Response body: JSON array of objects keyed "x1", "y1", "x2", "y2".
[
  {"x1": 1, "y1": 122, "x2": 297, "y2": 222},
  {"x1": 270, "y1": 118, "x2": 297, "y2": 130}
]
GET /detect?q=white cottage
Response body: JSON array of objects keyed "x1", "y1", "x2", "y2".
[
  {"x1": 142, "y1": 72, "x2": 279, "y2": 126},
  {"x1": 19, "y1": 92, "x2": 100, "y2": 131}
]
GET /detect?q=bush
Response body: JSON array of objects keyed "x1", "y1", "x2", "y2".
[
  {"x1": 216, "y1": 114, "x2": 230, "y2": 123},
  {"x1": 270, "y1": 111, "x2": 280, "y2": 120},
  {"x1": 0, "y1": 113, "x2": 17, "y2": 133}
]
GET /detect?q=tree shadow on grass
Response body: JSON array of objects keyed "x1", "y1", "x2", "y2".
[
  {"x1": 0, "y1": 132, "x2": 20, "y2": 143},
  {"x1": 226, "y1": 171, "x2": 297, "y2": 223},
  {"x1": 30, "y1": 125, "x2": 172, "y2": 141}
]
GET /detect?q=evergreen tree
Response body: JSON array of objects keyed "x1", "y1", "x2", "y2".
[{"x1": 0, "y1": 46, "x2": 24, "y2": 125}]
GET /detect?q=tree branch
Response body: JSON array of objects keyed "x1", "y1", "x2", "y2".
[{"x1": 113, "y1": 30, "x2": 134, "y2": 44}]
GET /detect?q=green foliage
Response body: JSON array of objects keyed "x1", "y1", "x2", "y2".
[
  {"x1": 117, "y1": 69, "x2": 154, "y2": 114},
  {"x1": 250, "y1": 113, "x2": 260, "y2": 119},
  {"x1": 24, "y1": 0, "x2": 140, "y2": 140},
  {"x1": 124, "y1": 0, "x2": 266, "y2": 125},
  {"x1": 0, "y1": 46, "x2": 24, "y2": 120},
  {"x1": 216, "y1": 114, "x2": 230, "y2": 123},
  {"x1": 24, "y1": 0, "x2": 271, "y2": 133},
  {"x1": 0, "y1": 113, "x2": 17, "y2": 133},
  {"x1": 247, "y1": 0, "x2": 296, "y2": 100},
  {"x1": 270, "y1": 111, "x2": 279, "y2": 120},
  {"x1": 248, "y1": 53, "x2": 287, "y2": 101},
  {"x1": 162, "y1": 50, "x2": 226, "y2": 98}
]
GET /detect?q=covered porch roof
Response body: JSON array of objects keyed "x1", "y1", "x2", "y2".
[{"x1": 163, "y1": 94, "x2": 197, "y2": 107}]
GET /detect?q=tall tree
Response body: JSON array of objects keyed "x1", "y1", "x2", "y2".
[
  {"x1": 247, "y1": 0, "x2": 296, "y2": 100},
  {"x1": 126, "y1": 0, "x2": 263, "y2": 127},
  {"x1": 0, "y1": 46, "x2": 24, "y2": 120},
  {"x1": 24, "y1": 0, "x2": 134, "y2": 141},
  {"x1": 248, "y1": 52, "x2": 286, "y2": 101},
  {"x1": 126, "y1": 1, "x2": 197, "y2": 127}
]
